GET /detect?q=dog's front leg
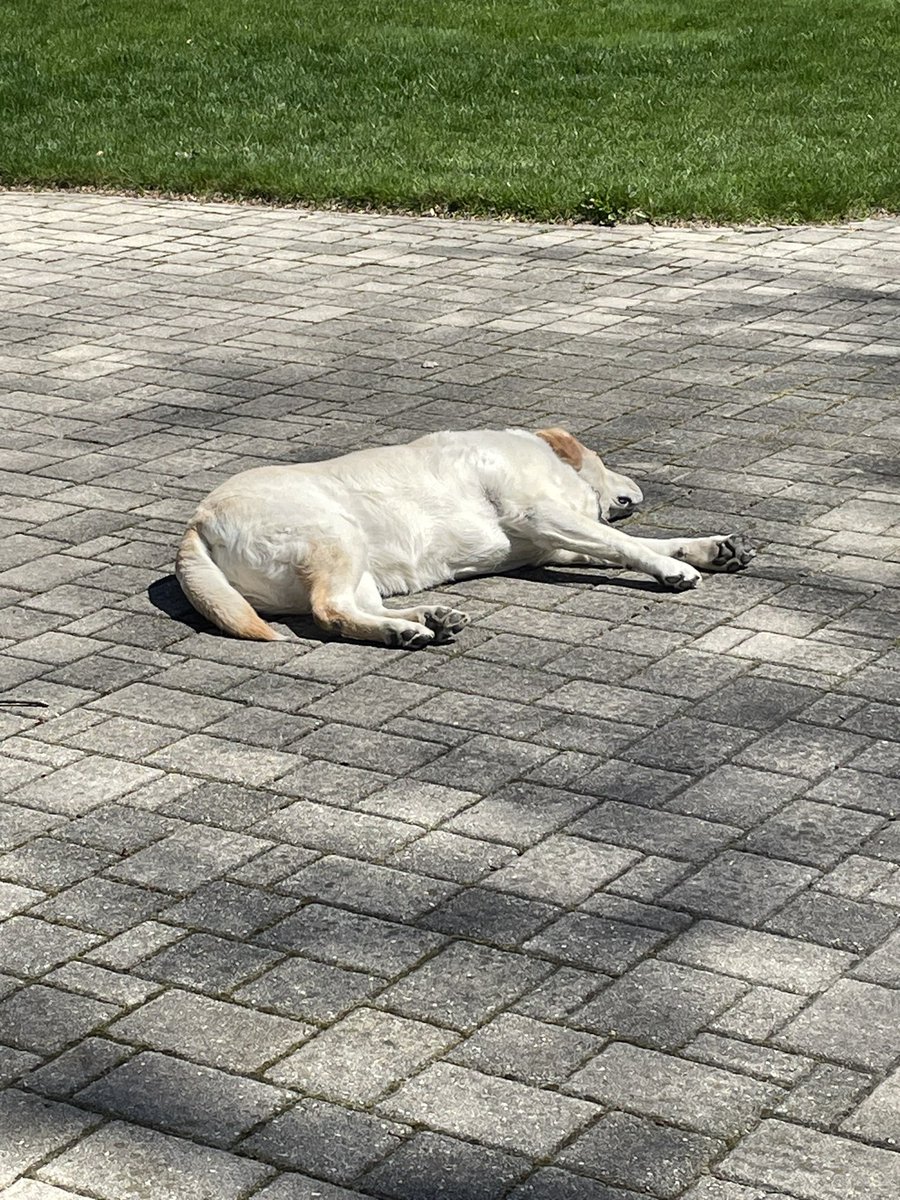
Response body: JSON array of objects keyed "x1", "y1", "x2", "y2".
[{"x1": 503, "y1": 503, "x2": 702, "y2": 590}]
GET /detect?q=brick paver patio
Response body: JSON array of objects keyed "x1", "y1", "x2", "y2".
[{"x1": 1, "y1": 191, "x2": 899, "y2": 1198}]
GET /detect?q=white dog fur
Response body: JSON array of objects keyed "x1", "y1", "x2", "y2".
[{"x1": 176, "y1": 427, "x2": 755, "y2": 648}]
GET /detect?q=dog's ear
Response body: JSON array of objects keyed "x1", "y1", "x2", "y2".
[{"x1": 536, "y1": 427, "x2": 584, "y2": 470}]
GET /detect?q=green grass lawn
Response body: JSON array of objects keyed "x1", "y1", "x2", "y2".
[{"x1": 2, "y1": 0, "x2": 898, "y2": 223}]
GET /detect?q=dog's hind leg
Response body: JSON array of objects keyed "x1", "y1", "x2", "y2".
[
  {"x1": 351, "y1": 573, "x2": 471, "y2": 644},
  {"x1": 301, "y1": 544, "x2": 435, "y2": 649}
]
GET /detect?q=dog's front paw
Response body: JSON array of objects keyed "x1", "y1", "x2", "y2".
[
  {"x1": 711, "y1": 533, "x2": 757, "y2": 572},
  {"x1": 660, "y1": 562, "x2": 702, "y2": 591}
]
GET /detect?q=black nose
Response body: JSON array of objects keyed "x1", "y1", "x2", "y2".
[{"x1": 616, "y1": 495, "x2": 634, "y2": 508}]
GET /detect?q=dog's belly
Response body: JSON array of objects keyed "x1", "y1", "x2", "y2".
[
  {"x1": 203, "y1": 501, "x2": 537, "y2": 608},
  {"x1": 211, "y1": 545, "x2": 311, "y2": 614},
  {"x1": 369, "y1": 529, "x2": 532, "y2": 596}
]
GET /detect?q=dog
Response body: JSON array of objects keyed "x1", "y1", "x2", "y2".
[{"x1": 175, "y1": 427, "x2": 756, "y2": 648}]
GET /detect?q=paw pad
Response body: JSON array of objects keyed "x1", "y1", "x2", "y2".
[
  {"x1": 386, "y1": 626, "x2": 434, "y2": 650},
  {"x1": 713, "y1": 533, "x2": 757, "y2": 571},
  {"x1": 424, "y1": 607, "x2": 470, "y2": 640}
]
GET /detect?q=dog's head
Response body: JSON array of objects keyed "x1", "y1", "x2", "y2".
[{"x1": 536, "y1": 427, "x2": 643, "y2": 521}]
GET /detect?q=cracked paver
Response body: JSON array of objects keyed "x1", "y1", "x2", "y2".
[{"x1": 0, "y1": 191, "x2": 899, "y2": 1197}]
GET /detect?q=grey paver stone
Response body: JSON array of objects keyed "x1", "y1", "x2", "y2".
[
  {"x1": 8, "y1": 756, "x2": 161, "y2": 815},
  {"x1": 252, "y1": 1178, "x2": 370, "y2": 1200},
  {"x1": 273, "y1": 759, "x2": 392, "y2": 805},
  {"x1": 447, "y1": 1012, "x2": 601, "y2": 1086},
  {"x1": 767, "y1": 890, "x2": 897, "y2": 953},
  {"x1": 566, "y1": 1041, "x2": 783, "y2": 1137},
  {"x1": 109, "y1": 988, "x2": 310, "y2": 1071},
  {"x1": 259, "y1": 903, "x2": 444, "y2": 977},
  {"x1": 19, "y1": 1035, "x2": 133, "y2": 1099},
  {"x1": 389, "y1": 829, "x2": 515, "y2": 883},
  {"x1": 572, "y1": 801, "x2": 739, "y2": 862},
  {"x1": 45, "y1": 961, "x2": 160, "y2": 1008},
  {"x1": 380, "y1": 1062, "x2": 597, "y2": 1156},
  {"x1": 0, "y1": 1044, "x2": 41, "y2": 1085},
  {"x1": 776, "y1": 978, "x2": 900, "y2": 1070},
  {"x1": 378, "y1": 940, "x2": 550, "y2": 1031},
  {"x1": 240, "y1": 1098, "x2": 409, "y2": 1183},
  {"x1": 444, "y1": 784, "x2": 592, "y2": 849},
  {"x1": 681, "y1": 1032, "x2": 811, "y2": 1086},
  {"x1": 145, "y1": 733, "x2": 297, "y2": 784},
  {"x1": 781, "y1": 1060, "x2": 872, "y2": 1130},
  {"x1": 556, "y1": 1111, "x2": 723, "y2": 1199},
  {"x1": 661, "y1": 851, "x2": 819, "y2": 925},
  {"x1": 106, "y1": 826, "x2": 269, "y2": 892},
  {"x1": 161, "y1": 779, "x2": 287, "y2": 828},
  {"x1": 742, "y1": 800, "x2": 883, "y2": 868},
  {"x1": 524, "y1": 912, "x2": 668, "y2": 975},
  {"x1": 362, "y1": 1131, "x2": 530, "y2": 1200},
  {"x1": 83, "y1": 919, "x2": 184, "y2": 969},
  {"x1": 720, "y1": 1118, "x2": 900, "y2": 1200},
  {"x1": 710, "y1": 985, "x2": 807, "y2": 1041},
  {"x1": 255, "y1": 799, "x2": 419, "y2": 856},
  {"x1": 682, "y1": 1183, "x2": 777, "y2": 1200},
  {"x1": 574, "y1": 960, "x2": 747, "y2": 1049},
  {"x1": 484, "y1": 836, "x2": 639, "y2": 905},
  {"x1": 235, "y1": 956, "x2": 383, "y2": 1023},
  {"x1": 0, "y1": 1088, "x2": 99, "y2": 1187},
  {"x1": 623, "y1": 717, "x2": 756, "y2": 774},
  {"x1": 160, "y1": 879, "x2": 299, "y2": 938},
  {"x1": 0, "y1": 836, "x2": 112, "y2": 889},
  {"x1": 38, "y1": 1120, "x2": 272, "y2": 1199},
  {"x1": 77, "y1": 1050, "x2": 291, "y2": 1147},
  {"x1": 509, "y1": 1168, "x2": 642, "y2": 1200},
  {"x1": 267, "y1": 1007, "x2": 455, "y2": 1100},
  {"x1": 663, "y1": 920, "x2": 854, "y2": 991},
  {"x1": 853, "y1": 928, "x2": 900, "y2": 987},
  {"x1": 513, "y1": 967, "x2": 610, "y2": 1022},
  {"x1": 0, "y1": 916, "x2": 100, "y2": 977},
  {"x1": 0, "y1": 1181, "x2": 100, "y2": 1200},
  {"x1": 35, "y1": 876, "x2": 168, "y2": 934},
  {"x1": 840, "y1": 1068, "x2": 900, "y2": 1144},
  {"x1": 0, "y1": 984, "x2": 117, "y2": 1054},
  {"x1": 691, "y1": 676, "x2": 817, "y2": 730},
  {"x1": 138, "y1": 930, "x2": 280, "y2": 994},
  {"x1": 736, "y1": 723, "x2": 868, "y2": 777},
  {"x1": 669, "y1": 765, "x2": 806, "y2": 828},
  {"x1": 420, "y1": 886, "x2": 560, "y2": 949},
  {"x1": 94, "y1": 681, "x2": 242, "y2": 730},
  {"x1": 281, "y1": 854, "x2": 457, "y2": 920},
  {"x1": 357, "y1": 779, "x2": 479, "y2": 825}
]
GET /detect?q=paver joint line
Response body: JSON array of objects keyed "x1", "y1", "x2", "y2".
[{"x1": 0, "y1": 193, "x2": 898, "y2": 1200}]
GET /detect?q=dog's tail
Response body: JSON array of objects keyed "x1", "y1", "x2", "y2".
[{"x1": 175, "y1": 527, "x2": 284, "y2": 641}]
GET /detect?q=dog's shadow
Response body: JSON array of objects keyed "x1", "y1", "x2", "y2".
[
  {"x1": 149, "y1": 567, "x2": 664, "y2": 645},
  {"x1": 503, "y1": 565, "x2": 667, "y2": 592},
  {"x1": 147, "y1": 574, "x2": 338, "y2": 642}
]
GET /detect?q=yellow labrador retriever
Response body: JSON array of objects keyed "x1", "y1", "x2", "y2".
[{"x1": 176, "y1": 427, "x2": 755, "y2": 648}]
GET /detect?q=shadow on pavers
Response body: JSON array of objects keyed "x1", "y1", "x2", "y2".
[{"x1": 148, "y1": 565, "x2": 666, "y2": 651}]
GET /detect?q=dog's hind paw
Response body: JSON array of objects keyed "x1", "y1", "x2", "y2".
[
  {"x1": 711, "y1": 533, "x2": 757, "y2": 572},
  {"x1": 385, "y1": 624, "x2": 435, "y2": 650},
  {"x1": 422, "y1": 606, "x2": 470, "y2": 642},
  {"x1": 424, "y1": 606, "x2": 470, "y2": 632}
]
